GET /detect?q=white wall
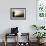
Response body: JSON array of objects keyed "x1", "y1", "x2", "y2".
[{"x1": 0, "y1": 0, "x2": 37, "y2": 42}]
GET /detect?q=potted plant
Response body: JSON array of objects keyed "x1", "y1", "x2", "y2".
[
  {"x1": 32, "y1": 25, "x2": 39, "y2": 30},
  {"x1": 32, "y1": 24, "x2": 45, "y2": 30},
  {"x1": 33, "y1": 32, "x2": 46, "y2": 43}
]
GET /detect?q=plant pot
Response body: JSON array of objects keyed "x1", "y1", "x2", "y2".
[
  {"x1": 40, "y1": 38, "x2": 45, "y2": 43},
  {"x1": 37, "y1": 39, "x2": 40, "y2": 43},
  {"x1": 37, "y1": 39, "x2": 45, "y2": 44}
]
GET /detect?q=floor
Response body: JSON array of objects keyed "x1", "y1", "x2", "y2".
[{"x1": 0, "y1": 42, "x2": 46, "y2": 46}]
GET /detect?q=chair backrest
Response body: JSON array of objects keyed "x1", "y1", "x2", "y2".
[{"x1": 11, "y1": 27, "x2": 18, "y2": 34}]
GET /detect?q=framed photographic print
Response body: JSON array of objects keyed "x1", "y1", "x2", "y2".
[{"x1": 10, "y1": 8, "x2": 26, "y2": 20}]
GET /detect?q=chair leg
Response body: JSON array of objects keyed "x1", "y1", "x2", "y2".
[{"x1": 4, "y1": 33, "x2": 7, "y2": 46}]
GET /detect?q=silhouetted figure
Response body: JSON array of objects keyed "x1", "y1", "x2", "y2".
[{"x1": 12, "y1": 11, "x2": 15, "y2": 17}]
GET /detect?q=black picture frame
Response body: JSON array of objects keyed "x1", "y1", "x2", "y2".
[{"x1": 10, "y1": 8, "x2": 26, "y2": 20}]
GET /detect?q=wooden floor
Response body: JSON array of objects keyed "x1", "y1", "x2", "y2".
[{"x1": 0, "y1": 42, "x2": 46, "y2": 46}]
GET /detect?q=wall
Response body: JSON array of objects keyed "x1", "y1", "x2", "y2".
[{"x1": 0, "y1": 0, "x2": 36, "y2": 42}]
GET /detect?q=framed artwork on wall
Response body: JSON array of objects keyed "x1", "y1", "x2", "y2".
[
  {"x1": 36, "y1": 0, "x2": 46, "y2": 28},
  {"x1": 37, "y1": 0, "x2": 46, "y2": 19},
  {"x1": 10, "y1": 8, "x2": 26, "y2": 20}
]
